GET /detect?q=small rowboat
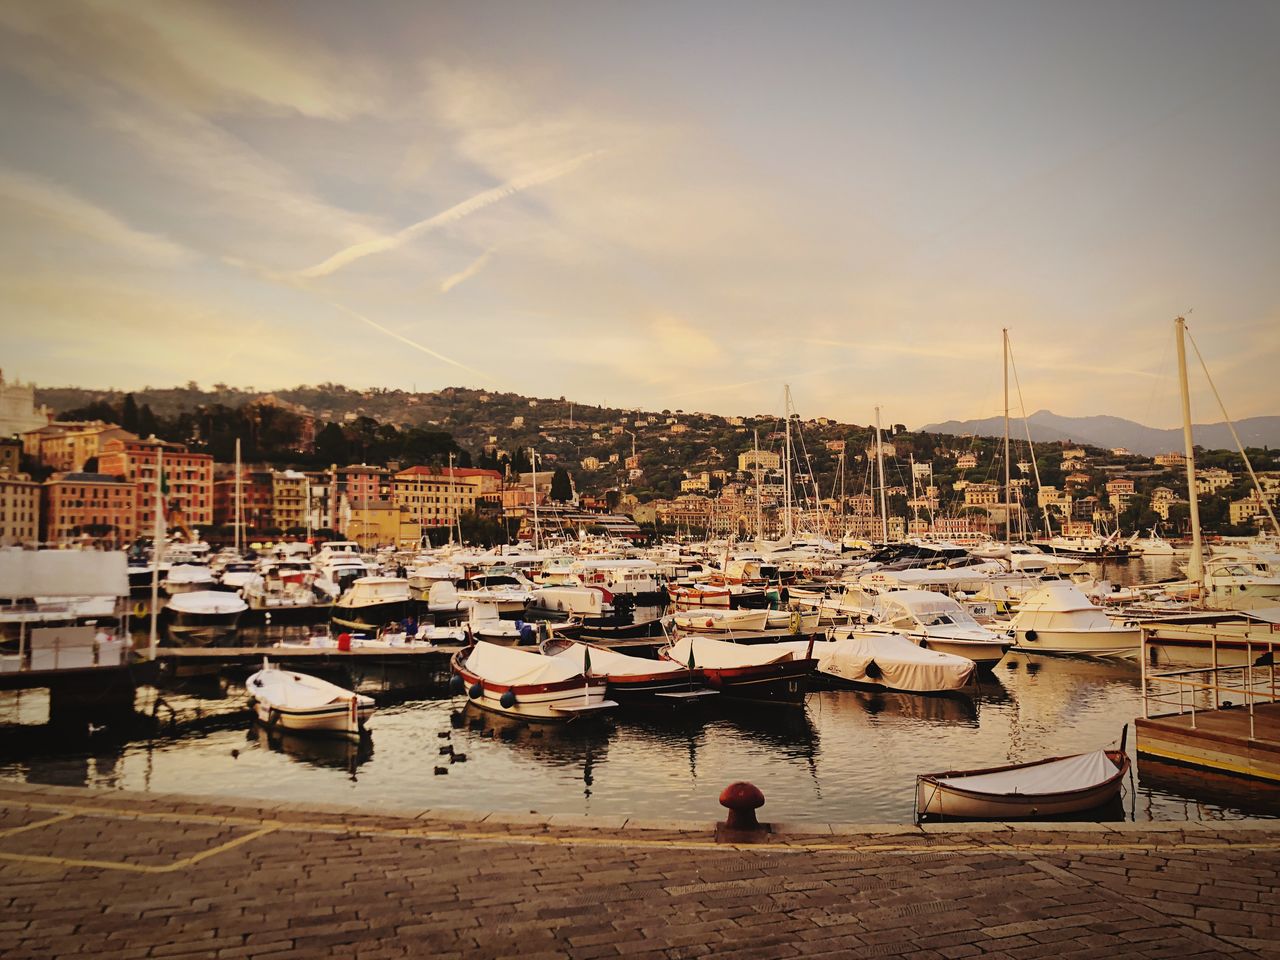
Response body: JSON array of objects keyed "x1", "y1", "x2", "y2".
[
  {"x1": 915, "y1": 728, "x2": 1130, "y2": 821},
  {"x1": 660, "y1": 635, "x2": 816, "y2": 705},
  {"x1": 246, "y1": 662, "x2": 375, "y2": 736},
  {"x1": 450, "y1": 642, "x2": 618, "y2": 721}
]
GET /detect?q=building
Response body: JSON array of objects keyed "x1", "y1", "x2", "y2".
[
  {"x1": 0, "y1": 438, "x2": 20, "y2": 475},
  {"x1": 955, "y1": 453, "x2": 978, "y2": 470},
  {"x1": 42, "y1": 472, "x2": 137, "y2": 546},
  {"x1": 1196, "y1": 467, "x2": 1234, "y2": 495},
  {"x1": 341, "y1": 464, "x2": 391, "y2": 503},
  {"x1": 0, "y1": 371, "x2": 52, "y2": 437},
  {"x1": 1062, "y1": 448, "x2": 1086, "y2": 460},
  {"x1": 866, "y1": 442, "x2": 897, "y2": 459},
  {"x1": 825, "y1": 440, "x2": 846, "y2": 453},
  {"x1": 581, "y1": 456, "x2": 601, "y2": 472},
  {"x1": 271, "y1": 471, "x2": 309, "y2": 531},
  {"x1": 346, "y1": 500, "x2": 418, "y2": 549},
  {"x1": 394, "y1": 466, "x2": 502, "y2": 528},
  {"x1": 680, "y1": 472, "x2": 712, "y2": 493},
  {"x1": 1150, "y1": 487, "x2": 1179, "y2": 520},
  {"x1": 963, "y1": 483, "x2": 1000, "y2": 507},
  {"x1": 98, "y1": 437, "x2": 214, "y2": 532},
  {"x1": 1230, "y1": 491, "x2": 1278, "y2": 527},
  {"x1": 213, "y1": 468, "x2": 275, "y2": 533},
  {"x1": 0, "y1": 472, "x2": 39, "y2": 545},
  {"x1": 1062, "y1": 458, "x2": 1087, "y2": 471},
  {"x1": 1105, "y1": 477, "x2": 1137, "y2": 512},
  {"x1": 24, "y1": 421, "x2": 137, "y2": 472},
  {"x1": 1155, "y1": 453, "x2": 1186, "y2": 468},
  {"x1": 737, "y1": 449, "x2": 781, "y2": 473}
]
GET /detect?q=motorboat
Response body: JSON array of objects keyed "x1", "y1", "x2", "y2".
[
  {"x1": 242, "y1": 560, "x2": 326, "y2": 614},
  {"x1": 160, "y1": 563, "x2": 216, "y2": 596},
  {"x1": 314, "y1": 556, "x2": 377, "y2": 601},
  {"x1": 915, "y1": 734, "x2": 1130, "y2": 821},
  {"x1": 671, "y1": 608, "x2": 770, "y2": 633},
  {"x1": 450, "y1": 641, "x2": 617, "y2": 720},
  {"x1": 541, "y1": 637, "x2": 714, "y2": 703},
  {"x1": 331, "y1": 577, "x2": 412, "y2": 632},
  {"x1": 162, "y1": 589, "x2": 247, "y2": 644},
  {"x1": 660, "y1": 634, "x2": 816, "y2": 704},
  {"x1": 246, "y1": 662, "x2": 374, "y2": 735},
  {"x1": 866, "y1": 590, "x2": 1009, "y2": 667},
  {"x1": 1008, "y1": 582, "x2": 1141, "y2": 658},
  {"x1": 783, "y1": 631, "x2": 975, "y2": 693}
]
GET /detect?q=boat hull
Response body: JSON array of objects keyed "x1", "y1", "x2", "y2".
[
  {"x1": 451, "y1": 649, "x2": 614, "y2": 721},
  {"x1": 162, "y1": 608, "x2": 244, "y2": 645},
  {"x1": 916, "y1": 750, "x2": 1129, "y2": 820},
  {"x1": 331, "y1": 599, "x2": 412, "y2": 632},
  {"x1": 917, "y1": 637, "x2": 1008, "y2": 667},
  {"x1": 251, "y1": 698, "x2": 374, "y2": 734},
  {"x1": 701, "y1": 658, "x2": 816, "y2": 705},
  {"x1": 1010, "y1": 627, "x2": 1141, "y2": 658}
]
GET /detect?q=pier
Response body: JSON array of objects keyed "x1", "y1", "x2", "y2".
[{"x1": 0, "y1": 782, "x2": 1277, "y2": 958}]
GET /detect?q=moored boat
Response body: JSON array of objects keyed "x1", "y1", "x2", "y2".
[
  {"x1": 450, "y1": 641, "x2": 617, "y2": 720},
  {"x1": 660, "y1": 634, "x2": 816, "y2": 704},
  {"x1": 246, "y1": 662, "x2": 375, "y2": 736},
  {"x1": 331, "y1": 577, "x2": 412, "y2": 632},
  {"x1": 812, "y1": 630, "x2": 976, "y2": 693},
  {"x1": 671, "y1": 607, "x2": 770, "y2": 632},
  {"x1": 1009, "y1": 582, "x2": 1141, "y2": 658},
  {"x1": 541, "y1": 637, "x2": 714, "y2": 703},
  {"x1": 163, "y1": 589, "x2": 247, "y2": 644}
]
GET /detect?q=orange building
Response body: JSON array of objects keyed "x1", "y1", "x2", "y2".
[
  {"x1": 213, "y1": 468, "x2": 275, "y2": 533},
  {"x1": 42, "y1": 472, "x2": 138, "y2": 546},
  {"x1": 23, "y1": 421, "x2": 137, "y2": 472},
  {"x1": 99, "y1": 437, "x2": 214, "y2": 532}
]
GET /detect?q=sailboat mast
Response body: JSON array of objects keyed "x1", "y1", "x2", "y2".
[
  {"x1": 1003, "y1": 328, "x2": 1012, "y2": 544},
  {"x1": 875, "y1": 406, "x2": 888, "y2": 542},
  {"x1": 753, "y1": 428, "x2": 762, "y2": 542},
  {"x1": 783, "y1": 386, "x2": 794, "y2": 538},
  {"x1": 148, "y1": 446, "x2": 163, "y2": 662},
  {"x1": 530, "y1": 447, "x2": 540, "y2": 552},
  {"x1": 234, "y1": 437, "x2": 242, "y2": 556},
  {"x1": 448, "y1": 452, "x2": 457, "y2": 546},
  {"x1": 1175, "y1": 317, "x2": 1204, "y2": 583}
]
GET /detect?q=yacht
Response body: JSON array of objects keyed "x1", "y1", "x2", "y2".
[
  {"x1": 1008, "y1": 582, "x2": 1141, "y2": 658},
  {"x1": 331, "y1": 577, "x2": 413, "y2": 632}
]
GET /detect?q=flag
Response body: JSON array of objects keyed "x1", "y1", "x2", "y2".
[
  {"x1": 686, "y1": 641, "x2": 695, "y2": 670},
  {"x1": 583, "y1": 645, "x2": 592, "y2": 676}
]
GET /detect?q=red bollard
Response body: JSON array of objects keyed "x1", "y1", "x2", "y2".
[{"x1": 719, "y1": 781, "x2": 766, "y2": 831}]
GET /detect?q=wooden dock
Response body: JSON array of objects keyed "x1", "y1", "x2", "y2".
[{"x1": 1136, "y1": 701, "x2": 1280, "y2": 782}]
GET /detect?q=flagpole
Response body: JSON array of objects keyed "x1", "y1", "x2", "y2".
[{"x1": 148, "y1": 446, "x2": 164, "y2": 661}]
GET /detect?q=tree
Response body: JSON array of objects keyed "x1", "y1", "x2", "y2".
[
  {"x1": 121, "y1": 394, "x2": 139, "y2": 432},
  {"x1": 315, "y1": 423, "x2": 349, "y2": 465},
  {"x1": 550, "y1": 466, "x2": 574, "y2": 501},
  {"x1": 137, "y1": 403, "x2": 158, "y2": 438}
]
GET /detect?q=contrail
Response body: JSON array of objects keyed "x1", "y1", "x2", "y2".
[
  {"x1": 440, "y1": 248, "x2": 494, "y2": 293},
  {"x1": 300, "y1": 151, "x2": 604, "y2": 279},
  {"x1": 328, "y1": 301, "x2": 493, "y2": 383}
]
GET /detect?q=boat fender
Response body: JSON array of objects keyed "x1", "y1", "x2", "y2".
[
  {"x1": 519, "y1": 624, "x2": 537, "y2": 645},
  {"x1": 468, "y1": 682, "x2": 484, "y2": 699},
  {"x1": 132, "y1": 600, "x2": 148, "y2": 618},
  {"x1": 1024, "y1": 629, "x2": 1038, "y2": 641},
  {"x1": 500, "y1": 689, "x2": 517, "y2": 709},
  {"x1": 864, "y1": 659, "x2": 882, "y2": 680},
  {"x1": 449, "y1": 674, "x2": 465, "y2": 695}
]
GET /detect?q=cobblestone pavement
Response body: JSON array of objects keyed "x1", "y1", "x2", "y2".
[{"x1": 0, "y1": 782, "x2": 1276, "y2": 959}]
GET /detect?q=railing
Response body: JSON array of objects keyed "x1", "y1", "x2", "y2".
[{"x1": 1141, "y1": 622, "x2": 1279, "y2": 741}]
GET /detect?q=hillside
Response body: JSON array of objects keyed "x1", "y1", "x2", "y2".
[{"x1": 919, "y1": 409, "x2": 1280, "y2": 456}]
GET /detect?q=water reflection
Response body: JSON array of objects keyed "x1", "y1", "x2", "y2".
[{"x1": 247, "y1": 723, "x2": 373, "y2": 780}]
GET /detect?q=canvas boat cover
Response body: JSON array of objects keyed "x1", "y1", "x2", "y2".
[
  {"x1": 935, "y1": 749, "x2": 1119, "y2": 795},
  {"x1": 807, "y1": 631, "x2": 974, "y2": 691},
  {"x1": 665, "y1": 635, "x2": 793, "y2": 669},
  {"x1": 167, "y1": 590, "x2": 247, "y2": 615},
  {"x1": 0, "y1": 549, "x2": 129, "y2": 599},
  {"x1": 463, "y1": 641, "x2": 585, "y2": 686},
  {"x1": 550, "y1": 642, "x2": 685, "y2": 677},
  {"x1": 248, "y1": 669, "x2": 370, "y2": 709}
]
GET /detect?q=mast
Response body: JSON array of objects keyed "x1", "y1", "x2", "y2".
[
  {"x1": 148, "y1": 446, "x2": 163, "y2": 662},
  {"x1": 234, "y1": 437, "x2": 242, "y2": 556},
  {"x1": 875, "y1": 406, "x2": 888, "y2": 542},
  {"x1": 448, "y1": 452, "x2": 456, "y2": 546},
  {"x1": 1003, "y1": 328, "x2": 1012, "y2": 543},
  {"x1": 753, "y1": 428, "x2": 763, "y2": 543},
  {"x1": 530, "y1": 447, "x2": 540, "y2": 552},
  {"x1": 1175, "y1": 317, "x2": 1204, "y2": 584},
  {"x1": 783, "y1": 386, "x2": 794, "y2": 538},
  {"x1": 305, "y1": 479, "x2": 313, "y2": 545}
]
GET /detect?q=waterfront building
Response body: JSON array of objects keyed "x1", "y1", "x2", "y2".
[
  {"x1": 270, "y1": 470, "x2": 308, "y2": 531},
  {"x1": 346, "y1": 500, "x2": 417, "y2": 548},
  {"x1": 0, "y1": 471, "x2": 39, "y2": 546},
  {"x1": 23, "y1": 421, "x2": 137, "y2": 472},
  {"x1": 99, "y1": 437, "x2": 214, "y2": 532},
  {"x1": 0, "y1": 371, "x2": 52, "y2": 437},
  {"x1": 42, "y1": 472, "x2": 137, "y2": 546},
  {"x1": 394, "y1": 465, "x2": 502, "y2": 528},
  {"x1": 212, "y1": 468, "x2": 274, "y2": 533}
]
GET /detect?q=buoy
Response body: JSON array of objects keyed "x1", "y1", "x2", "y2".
[
  {"x1": 864, "y1": 659, "x2": 882, "y2": 680},
  {"x1": 500, "y1": 689, "x2": 517, "y2": 708},
  {"x1": 719, "y1": 781, "x2": 766, "y2": 831},
  {"x1": 468, "y1": 682, "x2": 483, "y2": 699},
  {"x1": 449, "y1": 674, "x2": 465, "y2": 695},
  {"x1": 132, "y1": 600, "x2": 148, "y2": 618},
  {"x1": 1025, "y1": 629, "x2": 1038, "y2": 641}
]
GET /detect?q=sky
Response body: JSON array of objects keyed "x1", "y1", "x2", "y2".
[{"x1": 0, "y1": 0, "x2": 1277, "y2": 429}]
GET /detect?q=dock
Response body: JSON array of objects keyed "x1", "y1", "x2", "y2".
[{"x1": 1136, "y1": 702, "x2": 1280, "y2": 782}]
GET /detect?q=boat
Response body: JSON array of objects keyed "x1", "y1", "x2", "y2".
[
  {"x1": 915, "y1": 730, "x2": 1130, "y2": 820},
  {"x1": 160, "y1": 563, "x2": 216, "y2": 595},
  {"x1": 1008, "y1": 582, "x2": 1141, "y2": 658},
  {"x1": 541, "y1": 637, "x2": 715, "y2": 703},
  {"x1": 812, "y1": 630, "x2": 976, "y2": 693},
  {"x1": 660, "y1": 634, "x2": 816, "y2": 704},
  {"x1": 246, "y1": 661, "x2": 375, "y2": 735},
  {"x1": 162, "y1": 589, "x2": 247, "y2": 644},
  {"x1": 671, "y1": 607, "x2": 770, "y2": 633},
  {"x1": 449, "y1": 641, "x2": 617, "y2": 720},
  {"x1": 331, "y1": 577, "x2": 412, "y2": 631},
  {"x1": 866, "y1": 590, "x2": 1010, "y2": 667}
]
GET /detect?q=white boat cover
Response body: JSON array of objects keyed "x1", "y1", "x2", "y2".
[
  {"x1": 665, "y1": 635, "x2": 792, "y2": 669},
  {"x1": 0, "y1": 549, "x2": 129, "y2": 599},
  {"x1": 164, "y1": 564, "x2": 214, "y2": 583},
  {"x1": 248, "y1": 668, "x2": 371, "y2": 709},
  {"x1": 549, "y1": 642, "x2": 684, "y2": 677},
  {"x1": 935, "y1": 749, "x2": 1119, "y2": 795},
  {"x1": 166, "y1": 590, "x2": 248, "y2": 615},
  {"x1": 805, "y1": 632, "x2": 973, "y2": 691},
  {"x1": 463, "y1": 641, "x2": 585, "y2": 686}
]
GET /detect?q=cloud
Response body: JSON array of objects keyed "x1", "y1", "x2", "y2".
[
  {"x1": 440, "y1": 248, "x2": 495, "y2": 294},
  {"x1": 298, "y1": 150, "x2": 604, "y2": 278},
  {"x1": 0, "y1": 166, "x2": 190, "y2": 264}
]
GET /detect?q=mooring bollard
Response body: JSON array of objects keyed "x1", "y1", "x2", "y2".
[{"x1": 719, "y1": 781, "x2": 766, "y2": 831}]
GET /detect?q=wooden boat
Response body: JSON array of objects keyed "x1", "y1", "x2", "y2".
[
  {"x1": 246, "y1": 662, "x2": 375, "y2": 736},
  {"x1": 915, "y1": 730, "x2": 1130, "y2": 821},
  {"x1": 450, "y1": 641, "x2": 617, "y2": 721},
  {"x1": 541, "y1": 637, "x2": 716, "y2": 704},
  {"x1": 671, "y1": 607, "x2": 770, "y2": 632},
  {"x1": 660, "y1": 635, "x2": 816, "y2": 705}
]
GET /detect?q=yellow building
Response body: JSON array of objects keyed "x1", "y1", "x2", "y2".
[
  {"x1": 24, "y1": 421, "x2": 137, "y2": 472},
  {"x1": 0, "y1": 472, "x2": 40, "y2": 545},
  {"x1": 271, "y1": 470, "x2": 308, "y2": 531},
  {"x1": 393, "y1": 466, "x2": 502, "y2": 528},
  {"x1": 346, "y1": 500, "x2": 418, "y2": 548}
]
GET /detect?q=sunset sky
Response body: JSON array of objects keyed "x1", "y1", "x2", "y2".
[{"x1": 1, "y1": 1, "x2": 1276, "y2": 428}]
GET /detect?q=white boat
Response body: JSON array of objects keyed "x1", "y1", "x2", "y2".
[
  {"x1": 331, "y1": 577, "x2": 412, "y2": 631},
  {"x1": 247, "y1": 662, "x2": 374, "y2": 735},
  {"x1": 866, "y1": 590, "x2": 1009, "y2": 667},
  {"x1": 788, "y1": 631, "x2": 975, "y2": 693},
  {"x1": 163, "y1": 590, "x2": 247, "y2": 644},
  {"x1": 671, "y1": 607, "x2": 770, "y2": 632},
  {"x1": 1008, "y1": 582, "x2": 1141, "y2": 658},
  {"x1": 450, "y1": 641, "x2": 616, "y2": 720},
  {"x1": 160, "y1": 563, "x2": 216, "y2": 595}
]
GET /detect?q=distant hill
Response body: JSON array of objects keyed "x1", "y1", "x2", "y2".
[{"x1": 919, "y1": 409, "x2": 1280, "y2": 456}]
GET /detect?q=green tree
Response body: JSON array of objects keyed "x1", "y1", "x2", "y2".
[
  {"x1": 550, "y1": 466, "x2": 574, "y2": 501},
  {"x1": 121, "y1": 394, "x2": 139, "y2": 432}
]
